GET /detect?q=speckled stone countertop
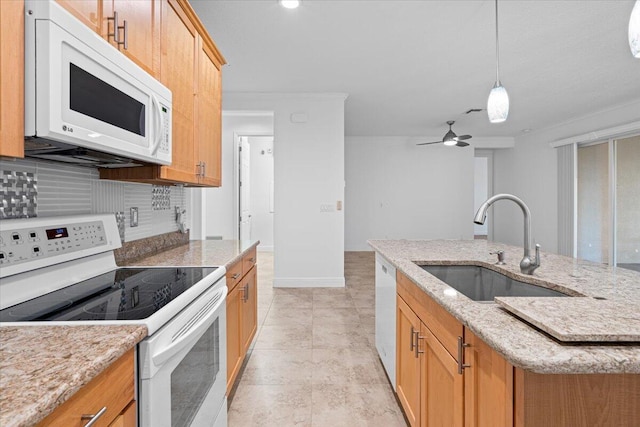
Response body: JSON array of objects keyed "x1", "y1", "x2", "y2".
[
  {"x1": 369, "y1": 239, "x2": 640, "y2": 374},
  {"x1": 0, "y1": 325, "x2": 147, "y2": 427},
  {"x1": 119, "y1": 239, "x2": 260, "y2": 268}
]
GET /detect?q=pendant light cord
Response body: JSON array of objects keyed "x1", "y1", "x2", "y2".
[{"x1": 495, "y1": 0, "x2": 500, "y2": 84}]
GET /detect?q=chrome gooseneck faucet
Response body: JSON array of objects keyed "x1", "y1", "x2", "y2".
[{"x1": 473, "y1": 194, "x2": 540, "y2": 275}]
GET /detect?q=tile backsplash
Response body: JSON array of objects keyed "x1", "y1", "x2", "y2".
[{"x1": 0, "y1": 158, "x2": 188, "y2": 243}]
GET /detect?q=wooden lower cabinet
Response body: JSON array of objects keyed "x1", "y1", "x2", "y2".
[
  {"x1": 36, "y1": 348, "x2": 136, "y2": 427},
  {"x1": 397, "y1": 271, "x2": 640, "y2": 427},
  {"x1": 226, "y1": 248, "x2": 258, "y2": 395},
  {"x1": 396, "y1": 296, "x2": 422, "y2": 426},
  {"x1": 464, "y1": 329, "x2": 513, "y2": 427}
]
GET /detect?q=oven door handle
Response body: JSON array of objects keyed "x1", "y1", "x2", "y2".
[{"x1": 151, "y1": 286, "x2": 227, "y2": 367}]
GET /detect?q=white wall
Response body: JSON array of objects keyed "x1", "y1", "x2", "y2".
[
  {"x1": 492, "y1": 100, "x2": 640, "y2": 254},
  {"x1": 473, "y1": 156, "x2": 489, "y2": 236},
  {"x1": 248, "y1": 136, "x2": 274, "y2": 250},
  {"x1": 224, "y1": 93, "x2": 347, "y2": 287},
  {"x1": 345, "y1": 137, "x2": 475, "y2": 251},
  {"x1": 202, "y1": 113, "x2": 274, "y2": 240}
]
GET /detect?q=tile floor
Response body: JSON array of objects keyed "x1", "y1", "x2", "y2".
[{"x1": 228, "y1": 251, "x2": 408, "y2": 427}]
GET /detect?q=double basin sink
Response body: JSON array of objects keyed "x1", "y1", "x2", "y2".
[{"x1": 418, "y1": 264, "x2": 568, "y2": 302}]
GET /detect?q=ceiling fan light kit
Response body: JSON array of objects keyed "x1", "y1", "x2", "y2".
[
  {"x1": 630, "y1": 0, "x2": 640, "y2": 58},
  {"x1": 488, "y1": 0, "x2": 510, "y2": 123},
  {"x1": 417, "y1": 121, "x2": 472, "y2": 148}
]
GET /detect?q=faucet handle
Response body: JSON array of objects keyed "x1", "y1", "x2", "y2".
[
  {"x1": 490, "y1": 250, "x2": 506, "y2": 265},
  {"x1": 534, "y1": 244, "x2": 541, "y2": 267}
]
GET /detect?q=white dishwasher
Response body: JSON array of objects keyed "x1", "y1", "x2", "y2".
[{"x1": 375, "y1": 253, "x2": 396, "y2": 390}]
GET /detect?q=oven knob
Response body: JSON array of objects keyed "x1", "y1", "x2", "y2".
[{"x1": 0, "y1": 251, "x2": 6, "y2": 263}]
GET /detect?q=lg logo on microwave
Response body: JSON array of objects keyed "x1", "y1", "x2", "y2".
[{"x1": 62, "y1": 125, "x2": 74, "y2": 133}]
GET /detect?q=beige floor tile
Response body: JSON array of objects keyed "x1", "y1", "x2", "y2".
[
  {"x1": 312, "y1": 322, "x2": 370, "y2": 349},
  {"x1": 312, "y1": 292, "x2": 355, "y2": 309},
  {"x1": 253, "y1": 323, "x2": 312, "y2": 350},
  {"x1": 311, "y1": 383, "x2": 407, "y2": 427},
  {"x1": 311, "y1": 348, "x2": 388, "y2": 385},
  {"x1": 312, "y1": 307, "x2": 361, "y2": 324},
  {"x1": 270, "y1": 293, "x2": 313, "y2": 309},
  {"x1": 228, "y1": 383, "x2": 312, "y2": 427},
  {"x1": 264, "y1": 307, "x2": 313, "y2": 327},
  {"x1": 241, "y1": 349, "x2": 313, "y2": 385}
]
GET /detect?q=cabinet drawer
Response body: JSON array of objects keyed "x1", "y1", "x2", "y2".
[
  {"x1": 242, "y1": 247, "x2": 257, "y2": 276},
  {"x1": 397, "y1": 271, "x2": 463, "y2": 360},
  {"x1": 37, "y1": 349, "x2": 135, "y2": 427},
  {"x1": 226, "y1": 260, "x2": 243, "y2": 291}
]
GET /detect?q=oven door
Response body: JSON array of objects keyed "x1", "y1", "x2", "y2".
[{"x1": 139, "y1": 283, "x2": 227, "y2": 427}]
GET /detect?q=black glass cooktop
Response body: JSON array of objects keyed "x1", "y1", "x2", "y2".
[{"x1": 0, "y1": 267, "x2": 218, "y2": 322}]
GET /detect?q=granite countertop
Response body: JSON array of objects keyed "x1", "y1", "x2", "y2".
[
  {"x1": 0, "y1": 325, "x2": 147, "y2": 427},
  {"x1": 119, "y1": 239, "x2": 260, "y2": 269},
  {"x1": 369, "y1": 239, "x2": 640, "y2": 374}
]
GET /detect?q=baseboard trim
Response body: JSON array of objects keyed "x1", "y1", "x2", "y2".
[{"x1": 273, "y1": 277, "x2": 345, "y2": 288}]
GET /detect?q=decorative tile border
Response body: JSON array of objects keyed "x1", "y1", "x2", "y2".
[
  {"x1": 1, "y1": 170, "x2": 37, "y2": 219},
  {"x1": 151, "y1": 185, "x2": 171, "y2": 210}
]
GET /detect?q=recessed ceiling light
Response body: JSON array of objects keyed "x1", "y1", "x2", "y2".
[{"x1": 280, "y1": 0, "x2": 300, "y2": 9}]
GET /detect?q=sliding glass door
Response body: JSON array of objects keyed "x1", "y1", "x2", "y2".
[{"x1": 576, "y1": 135, "x2": 640, "y2": 271}]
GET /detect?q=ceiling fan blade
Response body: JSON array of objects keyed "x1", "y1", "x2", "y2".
[
  {"x1": 416, "y1": 141, "x2": 443, "y2": 146},
  {"x1": 456, "y1": 141, "x2": 470, "y2": 147},
  {"x1": 455, "y1": 135, "x2": 472, "y2": 141}
]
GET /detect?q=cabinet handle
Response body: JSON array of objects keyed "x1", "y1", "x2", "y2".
[
  {"x1": 410, "y1": 326, "x2": 416, "y2": 353},
  {"x1": 414, "y1": 330, "x2": 424, "y2": 358},
  {"x1": 249, "y1": 257, "x2": 256, "y2": 263},
  {"x1": 201, "y1": 161, "x2": 206, "y2": 178},
  {"x1": 107, "y1": 11, "x2": 120, "y2": 43},
  {"x1": 231, "y1": 272, "x2": 241, "y2": 280},
  {"x1": 242, "y1": 283, "x2": 249, "y2": 302},
  {"x1": 120, "y1": 19, "x2": 128, "y2": 50},
  {"x1": 81, "y1": 406, "x2": 107, "y2": 427},
  {"x1": 457, "y1": 336, "x2": 471, "y2": 374}
]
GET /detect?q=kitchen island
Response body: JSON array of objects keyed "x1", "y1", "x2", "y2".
[{"x1": 370, "y1": 239, "x2": 640, "y2": 426}]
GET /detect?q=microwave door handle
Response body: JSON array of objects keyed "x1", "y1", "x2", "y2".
[
  {"x1": 150, "y1": 94, "x2": 163, "y2": 156},
  {"x1": 151, "y1": 287, "x2": 227, "y2": 367}
]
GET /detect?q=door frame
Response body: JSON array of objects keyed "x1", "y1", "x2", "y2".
[{"x1": 233, "y1": 132, "x2": 275, "y2": 240}]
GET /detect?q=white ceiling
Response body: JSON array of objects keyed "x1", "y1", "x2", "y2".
[{"x1": 191, "y1": 0, "x2": 640, "y2": 138}]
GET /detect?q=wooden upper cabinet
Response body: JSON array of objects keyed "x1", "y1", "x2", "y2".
[
  {"x1": 158, "y1": 0, "x2": 197, "y2": 183},
  {"x1": 103, "y1": 0, "x2": 161, "y2": 76},
  {"x1": 196, "y1": 37, "x2": 223, "y2": 186},
  {"x1": 100, "y1": 0, "x2": 225, "y2": 186},
  {"x1": 0, "y1": 0, "x2": 25, "y2": 158},
  {"x1": 56, "y1": 0, "x2": 103, "y2": 34}
]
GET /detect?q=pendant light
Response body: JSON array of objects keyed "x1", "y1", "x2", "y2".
[
  {"x1": 630, "y1": 0, "x2": 640, "y2": 58},
  {"x1": 279, "y1": 0, "x2": 300, "y2": 9},
  {"x1": 487, "y1": 0, "x2": 509, "y2": 123}
]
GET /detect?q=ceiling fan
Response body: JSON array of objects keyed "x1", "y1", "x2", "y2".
[{"x1": 417, "y1": 121, "x2": 472, "y2": 147}]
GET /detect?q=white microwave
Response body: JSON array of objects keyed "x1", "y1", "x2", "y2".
[{"x1": 24, "y1": 0, "x2": 172, "y2": 167}]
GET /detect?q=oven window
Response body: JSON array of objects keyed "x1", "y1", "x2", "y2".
[
  {"x1": 69, "y1": 63, "x2": 146, "y2": 136},
  {"x1": 170, "y1": 318, "x2": 220, "y2": 427}
]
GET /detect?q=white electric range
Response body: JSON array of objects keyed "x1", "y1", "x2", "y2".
[{"x1": 0, "y1": 214, "x2": 228, "y2": 427}]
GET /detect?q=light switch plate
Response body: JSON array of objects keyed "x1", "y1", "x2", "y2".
[{"x1": 130, "y1": 207, "x2": 139, "y2": 227}]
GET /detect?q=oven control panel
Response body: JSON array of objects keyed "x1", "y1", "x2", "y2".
[{"x1": 0, "y1": 220, "x2": 107, "y2": 267}]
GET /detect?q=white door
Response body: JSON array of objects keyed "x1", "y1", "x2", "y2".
[{"x1": 239, "y1": 137, "x2": 251, "y2": 240}]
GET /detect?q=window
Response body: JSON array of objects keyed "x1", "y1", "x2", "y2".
[{"x1": 576, "y1": 135, "x2": 640, "y2": 271}]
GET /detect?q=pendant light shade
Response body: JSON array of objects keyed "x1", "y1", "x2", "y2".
[
  {"x1": 630, "y1": 0, "x2": 640, "y2": 58},
  {"x1": 488, "y1": 0, "x2": 509, "y2": 123},
  {"x1": 487, "y1": 82, "x2": 509, "y2": 123},
  {"x1": 279, "y1": 0, "x2": 301, "y2": 9}
]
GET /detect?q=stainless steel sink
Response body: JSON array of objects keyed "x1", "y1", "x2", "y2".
[{"x1": 418, "y1": 265, "x2": 568, "y2": 302}]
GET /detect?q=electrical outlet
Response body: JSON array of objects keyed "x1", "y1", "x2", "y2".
[
  {"x1": 337, "y1": 200, "x2": 342, "y2": 211},
  {"x1": 130, "y1": 207, "x2": 139, "y2": 227}
]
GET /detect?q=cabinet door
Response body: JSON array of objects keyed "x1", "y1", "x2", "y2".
[
  {"x1": 0, "y1": 0, "x2": 24, "y2": 158},
  {"x1": 56, "y1": 0, "x2": 103, "y2": 34},
  {"x1": 240, "y1": 266, "x2": 257, "y2": 354},
  {"x1": 422, "y1": 326, "x2": 463, "y2": 427},
  {"x1": 159, "y1": 0, "x2": 197, "y2": 184},
  {"x1": 108, "y1": 401, "x2": 136, "y2": 427},
  {"x1": 464, "y1": 329, "x2": 513, "y2": 427},
  {"x1": 104, "y1": 0, "x2": 160, "y2": 76},
  {"x1": 196, "y1": 37, "x2": 222, "y2": 186},
  {"x1": 396, "y1": 295, "x2": 422, "y2": 427},
  {"x1": 226, "y1": 283, "x2": 242, "y2": 395}
]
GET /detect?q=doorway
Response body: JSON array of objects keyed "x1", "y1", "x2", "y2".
[{"x1": 237, "y1": 135, "x2": 275, "y2": 251}]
